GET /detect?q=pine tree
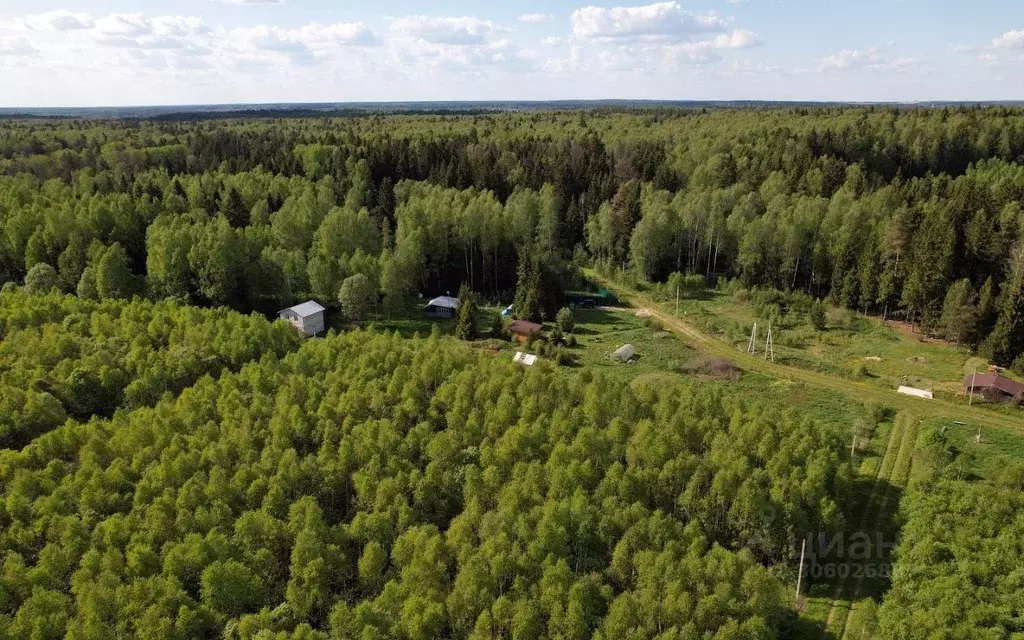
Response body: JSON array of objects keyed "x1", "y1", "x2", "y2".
[
  {"x1": 939, "y1": 279, "x2": 977, "y2": 349},
  {"x1": 455, "y1": 283, "x2": 478, "y2": 340},
  {"x1": 220, "y1": 187, "x2": 249, "y2": 228},
  {"x1": 985, "y1": 244, "x2": 1024, "y2": 366},
  {"x1": 513, "y1": 253, "x2": 542, "y2": 322}
]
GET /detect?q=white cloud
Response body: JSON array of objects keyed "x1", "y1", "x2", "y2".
[
  {"x1": 730, "y1": 59, "x2": 781, "y2": 74},
  {"x1": 94, "y1": 13, "x2": 153, "y2": 37},
  {"x1": 712, "y1": 29, "x2": 761, "y2": 49},
  {"x1": 229, "y1": 21, "x2": 380, "y2": 65},
  {"x1": 518, "y1": 13, "x2": 553, "y2": 23},
  {"x1": 541, "y1": 36, "x2": 563, "y2": 46},
  {"x1": 390, "y1": 16, "x2": 506, "y2": 45},
  {"x1": 213, "y1": 0, "x2": 285, "y2": 4},
  {"x1": 18, "y1": 10, "x2": 94, "y2": 31},
  {"x1": 950, "y1": 44, "x2": 976, "y2": 54},
  {"x1": 230, "y1": 25, "x2": 315, "y2": 64},
  {"x1": 296, "y1": 22, "x2": 382, "y2": 47},
  {"x1": 818, "y1": 46, "x2": 918, "y2": 72},
  {"x1": 152, "y1": 17, "x2": 212, "y2": 38},
  {"x1": 0, "y1": 35, "x2": 37, "y2": 57},
  {"x1": 571, "y1": 2, "x2": 728, "y2": 43},
  {"x1": 89, "y1": 15, "x2": 213, "y2": 53},
  {"x1": 993, "y1": 30, "x2": 1024, "y2": 49}
]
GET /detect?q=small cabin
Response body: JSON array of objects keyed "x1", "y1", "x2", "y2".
[
  {"x1": 424, "y1": 296, "x2": 459, "y2": 318},
  {"x1": 965, "y1": 373, "x2": 1024, "y2": 404},
  {"x1": 279, "y1": 301, "x2": 326, "y2": 337},
  {"x1": 508, "y1": 320, "x2": 543, "y2": 344}
]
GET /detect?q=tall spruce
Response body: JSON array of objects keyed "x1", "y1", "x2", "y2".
[{"x1": 454, "y1": 283, "x2": 478, "y2": 340}]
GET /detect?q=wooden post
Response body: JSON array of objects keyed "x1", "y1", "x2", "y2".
[
  {"x1": 851, "y1": 435, "x2": 857, "y2": 458},
  {"x1": 795, "y1": 537, "x2": 807, "y2": 603},
  {"x1": 968, "y1": 369, "x2": 977, "y2": 406},
  {"x1": 676, "y1": 285, "x2": 680, "y2": 316}
]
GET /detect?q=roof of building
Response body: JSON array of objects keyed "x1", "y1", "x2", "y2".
[
  {"x1": 513, "y1": 351, "x2": 537, "y2": 366},
  {"x1": 425, "y1": 296, "x2": 460, "y2": 309},
  {"x1": 897, "y1": 385, "x2": 933, "y2": 399},
  {"x1": 508, "y1": 320, "x2": 543, "y2": 335},
  {"x1": 965, "y1": 373, "x2": 1024, "y2": 396},
  {"x1": 281, "y1": 300, "x2": 326, "y2": 317}
]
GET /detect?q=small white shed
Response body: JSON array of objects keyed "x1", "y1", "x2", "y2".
[
  {"x1": 424, "y1": 296, "x2": 460, "y2": 318},
  {"x1": 897, "y1": 385, "x2": 933, "y2": 400},
  {"x1": 279, "y1": 300, "x2": 326, "y2": 337}
]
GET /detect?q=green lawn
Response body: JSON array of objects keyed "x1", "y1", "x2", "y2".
[
  {"x1": 637, "y1": 281, "x2": 1023, "y2": 409},
  {"x1": 563, "y1": 307, "x2": 697, "y2": 380}
]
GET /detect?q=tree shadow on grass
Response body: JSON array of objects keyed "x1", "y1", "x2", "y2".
[
  {"x1": 794, "y1": 474, "x2": 902, "y2": 639},
  {"x1": 572, "y1": 308, "x2": 629, "y2": 334}
]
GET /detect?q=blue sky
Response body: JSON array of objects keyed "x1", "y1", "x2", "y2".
[{"x1": 1, "y1": 0, "x2": 1022, "y2": 106}]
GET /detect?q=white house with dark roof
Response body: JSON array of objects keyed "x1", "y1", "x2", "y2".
[{"x1": 279, "y1": 301, "x2": 326, "y2": 336}]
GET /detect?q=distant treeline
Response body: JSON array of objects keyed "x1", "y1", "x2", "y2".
[{"x1": 1, "y1": 106, "x2": 1023, "y2": 366}]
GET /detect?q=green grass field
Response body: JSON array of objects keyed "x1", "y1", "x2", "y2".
[{"x1": 642, "y1": 281, "x2": 1023, "y2": 405}]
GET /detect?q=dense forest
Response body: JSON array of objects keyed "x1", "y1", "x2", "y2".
[
  {"x1": 876, "y1": 442, "x2": 1024, "y2": 638},
  {"x1": 0, "y1": 306, "x2": 853, "y2": 639},
  {"x1": 1, "y1": 107, "x2": 1023, "y2": 366},
  {"x1": 2, "y1": 107, "x2": 1024, "y2": 638},
  {"x1": 0, "y1": 291, "x2": 301, "y2": 449}
]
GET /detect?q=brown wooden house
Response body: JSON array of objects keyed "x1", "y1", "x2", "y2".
[
  {"x1": 508, "y1": 320, "x2": 543, "y2": 344},
  {"x1": 964, "y1": 373, "x2": 1024, "y2": 404}
]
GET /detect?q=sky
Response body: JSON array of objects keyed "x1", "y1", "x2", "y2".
[{"x1": 0, "y1": 0, "x2": 1023, "y2": 106}]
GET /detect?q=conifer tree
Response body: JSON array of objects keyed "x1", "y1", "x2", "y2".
[{"x1": 455, "y1": 283, "x2": 478, "y2": 340}]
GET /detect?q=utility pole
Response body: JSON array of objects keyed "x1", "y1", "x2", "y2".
[
  {"x1": 764, "y1": 323, "x2": 775, "y2": 362},
  {"x1": 676, "y1": 285, "x2": 680, "y2": 316},
  {"x1": 968, "y1": 369, "x2": 977, "y2": 406},
  {"x1": 747, "y1": 322, "x2": 758, "y2": 355},
  {"x1": 851, "y1": 434, "x2": 857, "y2": 458},
  {"x1": 795, "y1": 537, "x2": 807, "y2": 603}
]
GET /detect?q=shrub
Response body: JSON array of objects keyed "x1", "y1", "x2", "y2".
[
  {"x1": 665, "y1": 272, "x2": 707, "y2": 297},
  {"x1": 566, "y1": 333, "x2": 578, "y2": 348},
  {"x1": 555, "y1": 307, "x2": 575, "y2": 333},
  {"x1": 809, "y1": 300, "x2": 827, "y2": 331},
  {"x1": 644, "y1": 317, "x2": 664, "y2": 332},
  {"x1": 1012, "y1": 354, "x2": 1024, "y2": 376},
  {"x1": 828, "y1": 307, "x2": 855, "y2": 331}
]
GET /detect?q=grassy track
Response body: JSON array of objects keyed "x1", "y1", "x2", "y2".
[
  {"x1": 824, "y1": 414, "x2": 918, "y2": 638},
  {"x1": 820, "y1": 418, "x2": 902, "y2": 633},
  {"x1": 591, "y1": 273, "x2": 1024, "y2": 433}
]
